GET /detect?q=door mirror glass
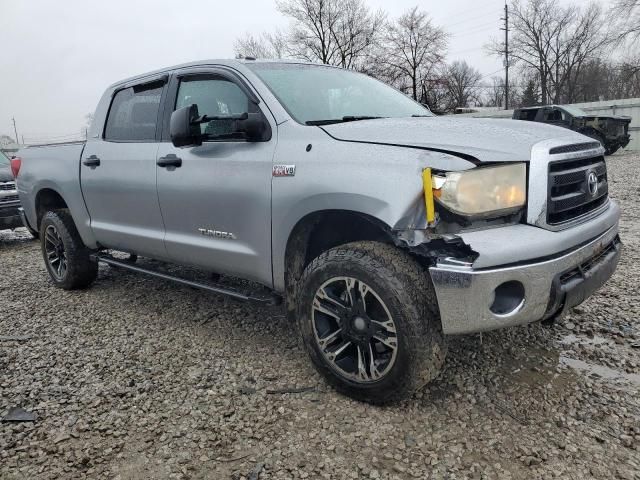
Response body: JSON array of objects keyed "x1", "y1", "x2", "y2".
[{"x1": 170, "y1": 104, "x2": 203, "y2": 148}]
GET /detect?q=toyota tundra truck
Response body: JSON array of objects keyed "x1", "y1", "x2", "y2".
[{"x1": 15, "y1": 60, "x2": 622, "y2": 403}]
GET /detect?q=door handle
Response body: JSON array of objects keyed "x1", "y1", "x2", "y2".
[
  {"x1": 157, "y1": 154, "x2": 182, "y2": 168},
  {"x1": 82, "y1": 155, "x2": 101, "y2": 167}
]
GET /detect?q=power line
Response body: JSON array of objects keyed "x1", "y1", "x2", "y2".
[
  {"x1": 446, "y1": 9, "x2": 503, "y2": 29},
  {"x1": 450, "y1": 22, "x2": 499, "y2": 38}
]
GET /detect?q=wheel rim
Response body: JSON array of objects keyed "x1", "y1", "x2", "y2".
[
  {"x1": 44, "y1": 225, "x2": 67, "y2": 280},
  {"x1": 311, "y1": 276, "x2": 398, "y2": 384}
]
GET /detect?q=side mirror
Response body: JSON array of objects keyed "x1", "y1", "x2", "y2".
[
  {"x1": 170, "y1": 104, "x2": 202, "y2": 148},
  {"x1": 237, "y1": 113, "x2": 268, "y2": 142}
]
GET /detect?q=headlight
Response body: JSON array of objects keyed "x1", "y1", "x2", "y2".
[{"x1": 433, "y1": 163, "x2": 526, "y2": 216}]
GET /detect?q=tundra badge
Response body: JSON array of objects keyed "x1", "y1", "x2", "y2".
[
  {"x1": 273, "y1": 164, "x2": 296, "y2": 177},
  {"x1": 198, "y1": 228, "x2": 237, "y2": 240}
]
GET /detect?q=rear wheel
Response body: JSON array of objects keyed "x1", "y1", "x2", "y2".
[
  {"x1": 40, "y1": 210, "x2": 98, "y2": 290},
  {"x1": 296, "y1": 241, "x2": 446, "y2": 404}
]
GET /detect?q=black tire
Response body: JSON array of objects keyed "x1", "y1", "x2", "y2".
[
  {"x1": 40, "y1": 210, "x2": 98, "y2": 290},
  {"x1": 605, "y1": 145, "x2": 619, "y2": 156},
  {"x1": 296, "y1": 241, "x2": 446, "y2": 404}
]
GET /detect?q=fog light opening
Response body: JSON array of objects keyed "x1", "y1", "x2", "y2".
[{"x1": 490, "y1": 281, "x2": 525, "y2": 316}]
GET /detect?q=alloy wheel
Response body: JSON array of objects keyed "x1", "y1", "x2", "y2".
[
  {"x1": 311, "y1": 276, "x2": 398, "y2": 383},
  {"x1": 44, "y1": 224, "x2": 67, "y2": 280}
]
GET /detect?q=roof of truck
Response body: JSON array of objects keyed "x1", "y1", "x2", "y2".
[{"x1": 107, "y1": 58, "x2": 332, "y2": 90}]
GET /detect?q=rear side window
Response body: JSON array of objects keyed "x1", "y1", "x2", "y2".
[{"x1": 104, "y1": 83, "x2": 163, "y2": 141}]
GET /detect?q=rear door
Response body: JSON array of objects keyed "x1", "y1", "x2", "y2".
[
  {"x1": 155, "y1": 68, "x2": 276, "y2": 286},
  {"x1": 81, "y1": 77, "x2": 168, "y2": 259}
]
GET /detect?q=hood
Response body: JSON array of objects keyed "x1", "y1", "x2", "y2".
[
  {"x1": 321, "y1": 117, "x2": 589, "y2": 163},
  {"x1": 0, "y1": 164, "x2": 13, "y2": 183}
]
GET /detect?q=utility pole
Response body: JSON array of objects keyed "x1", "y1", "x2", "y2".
[
  {"x1": 12, "y1": 117, "x2": 19, "y2": 145},
  {"x1": 501, "y1": 3, "x2": 510, "y2": 110}
]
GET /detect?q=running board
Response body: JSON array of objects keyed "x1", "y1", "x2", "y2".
[{"x1": 91, "y1": 253, "x2": 282, "y2": 306}]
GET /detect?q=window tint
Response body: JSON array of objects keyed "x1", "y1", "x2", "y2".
[
  {"x1": 0, "y1": 151, "x2": 9, "y2": 166},
  {"x1": 516, "y1": 109, "x2": 538, "y2": 121},
  {"x1": 104, "y1": 84, "x2": 163, "y2": 141},
  {"x1": 247, "y1": 63, "x2": 431, "y2": 124},
  {"x1": 176, "y1": 78, "x2": 250, "y2": 139}
]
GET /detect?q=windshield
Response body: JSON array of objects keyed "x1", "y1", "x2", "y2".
[
  {"x1": 247, "y1": 63, "x2": 432, "y2": 125},
  {"x1": 0, "y1": 151, "x2": 9, "y2": 166},
  {"x1": 560, "y1": 105, "x2": 587, "y2": 117}
]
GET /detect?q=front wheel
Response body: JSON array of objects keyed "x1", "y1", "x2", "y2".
[
  {"x1": 296, "y1": 241, "x2": 446, "y2": 404},
  {"x1": 40, "y1": 210, "x2": 98, "y2": 290}
]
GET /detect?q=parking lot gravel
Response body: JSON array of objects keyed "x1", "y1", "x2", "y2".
[{"x1": 1, "y1": 152, "x2": 639, "y2": 480}]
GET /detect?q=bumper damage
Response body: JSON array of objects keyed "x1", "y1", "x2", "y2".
[{"x1": 430, "y1": 223, "x2": 621, "y2": 335}]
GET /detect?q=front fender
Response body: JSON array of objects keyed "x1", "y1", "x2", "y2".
[{"x1": 271, "y1": 123, "x2": 476, "y2": 291}]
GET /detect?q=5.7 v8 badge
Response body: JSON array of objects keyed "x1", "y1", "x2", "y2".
[{"x1": 273, "y1": 164, "x2": 296, "y2": 177}]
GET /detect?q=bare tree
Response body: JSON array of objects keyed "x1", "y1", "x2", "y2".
[
  {"x1": 489, "y1": 0, "x2": 610, "y2": 105},
  {"x1": 329, "y1": 0, "x2": 385, "y2": 69},
  {"x1": 376, "y1": 7, "x2": 448, "y2": 101},
  {"x1": 486, "y1": 76, "x2": 509, "y2": 108},
  {"x1": 274, "y1": 0, "x2": 383, "y2": 68},
  {"x1": 234, "y1": 31, "x2": 288, "y2": 59},
  {"x1": 441, "y1": 61, "x2": 482, "y2": 109},
  {"x1": 550, "y1": 3, "x2": 611, "y2": 103},
  {"x1": 612, "y1": 0, "x2": 640, "y2": 45}
]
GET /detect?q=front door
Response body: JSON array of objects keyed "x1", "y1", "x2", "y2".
[
  {"x1": 81, "y1": 78, "x2": 168, "y2": 259},
  {"x1": 156, "y1": 69, "x2": 276, "y2": 286}
]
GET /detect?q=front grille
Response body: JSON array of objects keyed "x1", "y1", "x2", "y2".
[
  {"x1": 549, "y1": 142, "x2": 600, "y2": 155},
  {"x1": 0, "y1": 194, "x2": 19, "y2": 204},
  {"x1": 0, "y1": 182, "x2": 16, "y2": 191},
  {"x1": 547, "y1": 155, "x2": 608, "y2": 225}
]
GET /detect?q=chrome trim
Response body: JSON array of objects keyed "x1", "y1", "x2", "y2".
[
  {"x1": 527, "y1": 140, "x2": 606, "y2": 231},
  {"x1": 430, "y1": 224, "x2": 619, "y2": 335}
]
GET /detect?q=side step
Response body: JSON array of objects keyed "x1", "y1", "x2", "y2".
[{"x1": 91, "y1": 253, "x2": 282, "y2": 306}]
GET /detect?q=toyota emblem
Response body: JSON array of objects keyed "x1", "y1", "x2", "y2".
[{"x1": 587, "y1": 171, "x2": 599, "y2": 196}]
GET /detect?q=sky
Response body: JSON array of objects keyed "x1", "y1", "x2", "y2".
[{"x1": 0, "y1": 0, "x2": 613, "y2": 143}]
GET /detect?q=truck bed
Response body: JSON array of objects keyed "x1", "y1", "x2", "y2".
[{"x1": 16, "y1": 141, "x2": 96, "y2": 245}]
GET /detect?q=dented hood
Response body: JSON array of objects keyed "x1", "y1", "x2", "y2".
[{"x1": 321, "y1": 117, "x2": 589, "y2": 163}]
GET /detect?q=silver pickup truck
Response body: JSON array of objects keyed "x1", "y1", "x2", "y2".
[{"x1": 15, "y1": 59, "x2": 621, "y2": 403}]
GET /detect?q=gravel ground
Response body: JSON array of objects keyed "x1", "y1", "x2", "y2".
[{"x1": 1, "y1": 152, "x2": 639, "y2": 480}]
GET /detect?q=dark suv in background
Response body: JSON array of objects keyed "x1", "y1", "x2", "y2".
[{"x1": 513, "y1": 105, "x2": 631, "y2": 155}]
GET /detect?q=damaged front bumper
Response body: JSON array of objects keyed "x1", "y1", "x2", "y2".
[{"x1": 429, "y1": 201, "x2": 621, "y2": 335}]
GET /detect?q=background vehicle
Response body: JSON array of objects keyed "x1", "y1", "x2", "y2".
[
  {"x1": 15, "y1": 60, "x2": 622, "y2": 403},
  {"x1": 513, "y1": 105, "x2": 631, "y2": 155},
  {"x1": 0, "y1": 150, "x2": 26, "y2": 232}
]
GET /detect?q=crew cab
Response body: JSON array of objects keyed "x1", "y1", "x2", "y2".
[
  {"x1": 15, "y1": 60, "x2": 622, "y2": 403},
  {"x1": 513, "y1": 105, "x2": 631, "y2": 156}
]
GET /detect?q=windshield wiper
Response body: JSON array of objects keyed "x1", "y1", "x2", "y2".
[{"x1": 306, "y1": 116, "x2": 385, "y2": 126}]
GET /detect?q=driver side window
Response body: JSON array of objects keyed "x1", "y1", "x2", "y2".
[{"x1": 176, "y1": 78, "x2": 250, "y2": 139}]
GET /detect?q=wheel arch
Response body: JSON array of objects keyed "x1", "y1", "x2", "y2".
[
  {"x1": 282, "y1": 209, "x2": 394, "y2": 318},
  {"x1": 35, "y1": 188, "x2": 69, "y2": 230}
]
